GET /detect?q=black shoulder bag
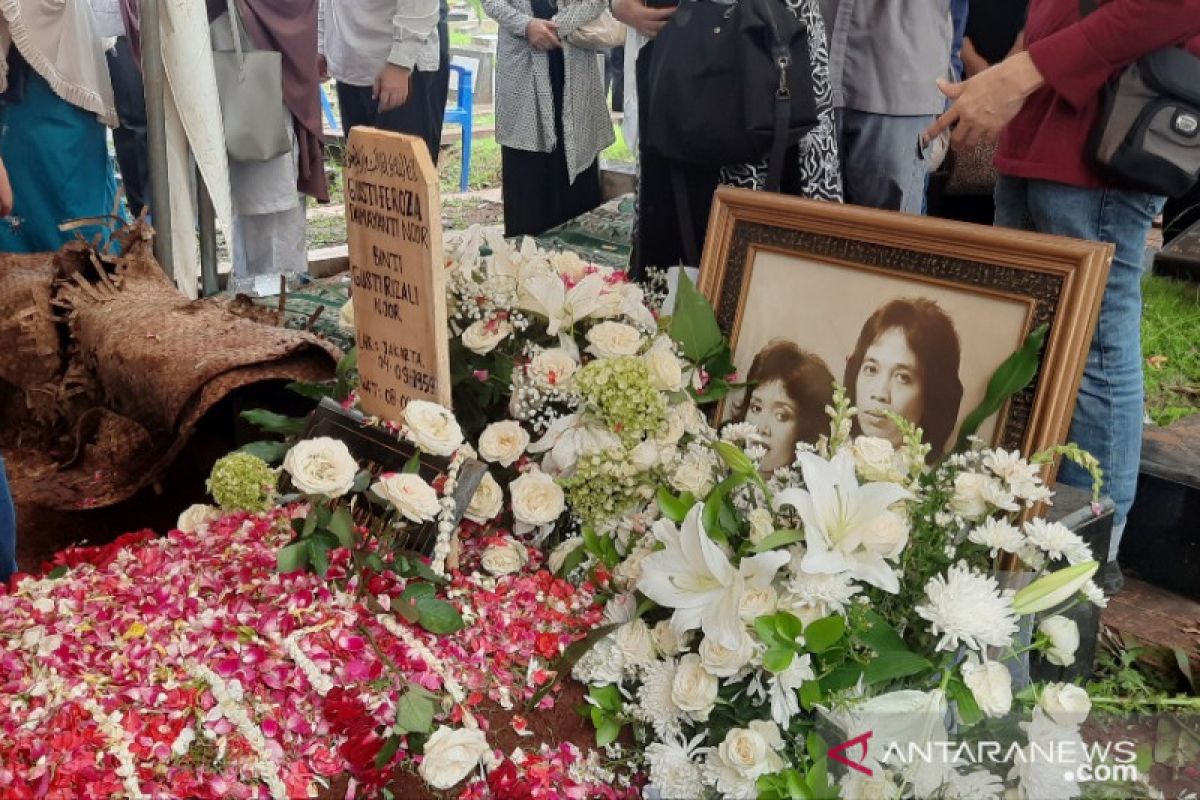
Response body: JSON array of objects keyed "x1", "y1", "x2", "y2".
[{"x1": 1081, "y1": 0, "x2": 1200, "y2": 197}]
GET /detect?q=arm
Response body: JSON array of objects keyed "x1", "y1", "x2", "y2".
[
  {"x1": 0, "y1": 157, "x2": 12, "y2": 217},
  {"x1": 481, "y1": 0, "x2": 534, "y2": 39},
  {"x1": 552, "y1": 0, "x2": 607, "y2": 39},
  {"x1": 388, "y1": 0, "x2": 440, "y2": 71},
  {"x1": 1028, "y1": 0, "x2": 1200, "y2": 107},
  {"x1": 1007, "y1": 29, "x2": 1025, "y2": 57},
  {"x1": 317, "y1": 0, "x2": 325, "y2": 56},
  {"x1": 960, "y1": 36, "x2": 990, "y2": 78}
]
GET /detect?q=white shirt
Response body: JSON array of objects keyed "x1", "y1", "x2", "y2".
[
  {"x1": 318, "y1": 0, "x2": 440, "y2": 87},
  {"x1": 88, "y1": 0, "x2": 127, "y2": 39}
]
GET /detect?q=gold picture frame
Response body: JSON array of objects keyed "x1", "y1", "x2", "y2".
[{"x1": 698, "y1": 187, "x2": 1114, "y2": 465}]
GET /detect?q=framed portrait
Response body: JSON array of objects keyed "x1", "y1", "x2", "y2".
[{"x1": 699, "y1": 188, "x2": 1114, "y2": 472}]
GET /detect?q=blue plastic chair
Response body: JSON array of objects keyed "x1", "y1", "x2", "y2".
[
  {"x1": 320, "y1": 84, "x2": 341, "y2": 135},
  {"x1": 445, "y1": 63, "x2": 474, "y2": 192}
]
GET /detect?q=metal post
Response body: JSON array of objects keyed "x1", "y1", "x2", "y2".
[
  {"x1": 141, "y1": 0, "x2": 174, "y2": 279},
  {"x1": 198, "y1": 168, "x2": 219, "y2": 296}
]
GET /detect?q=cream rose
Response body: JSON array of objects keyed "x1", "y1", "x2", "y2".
[
  {"x1": 176, "y1": 504, "x2": 221, "y2": 534},
  {"x1": 614, "y1": 619, "x2": 657, "y2": 668},
  {"x1": 461, "y1": 318, "x2": 512, "y2": 355},
  {"x1": 586, "y1": 321, "x2": 643, "y2": 359},
  {"x1": 547, "y1": 536, "x2": 584, "y2": 574},
  {"x1": 644, "y1": 349, "x2": 684, "y2": 392},
  {"x1": 1039, "y1": 616, "x2": 1080, "y2": 667},
  {"x1": 418, "y1": 726, "x2": 490, "y2": 789},
  {"x1": 747, "y1": 509, "x2": 775, "y2": 545},
  {"x1": 510, "y1": 470, "x2": 566, "y2": 527},
  {"x1": 283, "y1": 437, "x2": 359, "y2": 498},
  {"x1": 671, "y1": 654, "x2": 719, "y2": 721},
  {"x1": 614, "y1": 546, "x2": 653, "y2": 590},
  {"x1": 592, "y1": 287, "x2": 626, "y2": 319},
  {"x1": 1038, "y1": 683, "x2": 1092, "y2": 728},
  {"x1": 655, "y1": 405, "x2": 688, "y2": 446},
  {"x1": 403, "y1": 401, "x2": 464, "y2": 456},
  {"x1": 652, "y1": 621, "x2": 689, "y2": 656},
  {"x1": 549, "y1": 250, "x2": 589, "y2": 282},
  {"x1": 699, "y1": 632, "x2": 756, "y2": 677},
  {"x1": 372, "y1": 473, "x2": 441, "y2": 523},
  {"x1": 852, "y1": 436, "x2": 905, "y2": 482},
  {"x1": 669, "y1": 453, "x2": 715, "y2": 497},
  {"x1": 480, "y1": 536, "x2": 529, "y2": 577},
  {"x1": 960, "y1": 657, "x2": 1013, "y2": 718},
  {"x1": 464, "y1": 473, "x2": 503, "y2": 524},
  {"x1": 950, "y1": 472, "x2": 991, "y2": 519},
  {"x1": 860, "y1": 511, "x2": 910, "y2": 559},
  {"x1": 715, "y1": 723, "x2": 784, "y2": 783},
  {"x1": 527, "y1": 348, "x2": 578, "y2": 390},
  {"x1": 630, "y1": 440, "x2": 660, "y2": 472},
  {"x1": 738, "y1": 585, "x2": 779, "y2": 622},
  {"x1": 478, "y1": 420, "x2": 530, "y2": 467},
  {"x1": 337, "y1": 299, "x2": 355, "y2": 331}
]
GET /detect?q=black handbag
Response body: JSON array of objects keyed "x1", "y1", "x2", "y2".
[
  {"x1": 644, "y1": 0, "x2": 818, "y2": 190},
  {"x1": 1082, "y1": 0, "x2": 1200, "y2": 197}
]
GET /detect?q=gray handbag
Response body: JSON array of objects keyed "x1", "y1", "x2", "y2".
[{"x1": 211, "y1": 0, "x2": 291, "y2": 162}]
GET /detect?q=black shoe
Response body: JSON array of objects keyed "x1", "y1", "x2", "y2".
[{"x1": 1099, "y1": 560, "x2": 1125, "y2": 597}]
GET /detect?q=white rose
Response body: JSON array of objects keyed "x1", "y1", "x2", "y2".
[
  {"x1": 950, "y1": 472, "x2": 991, "y2": 520},
  {"x1": 509, "y1": 470, "x2": 565, "y2": 527},
  {"x1": 337, "y1": 299, "x2": 355, "y2": 331},
  {"x1": 669, "y1": 453, "x2": 715, "y2": 497},
  {"x1": 852, "y1": 436, "x2": 905, "y2": 482},
  {"x1": 716, "y1": 724, "x2": 782, "y2": 782},
  {"x1": 860, "y1": 511, "x2": 910, "y2": 559},
  {"x1": 614, "y1": 546, "x2": 653, "y2": 590},
  {"x1": 461, "y1": 318, "x2": 512, "y2": 355},
  {"x1": 478, "y1": 420, "x2": 530, "y2": 467},
  {"x1": 699, "y1": 632, "x2": 756, "y2": 677},
  {"x1": 527, "y1": 348, "x2": 578, "y2": 390},
  {"x1": 747, "y1": 509, "x2": 775, "y2": 545},
  {"x1": 1038, "y1": 682, "x2": 1092, "y2": 728},
  {"x1": 372, "y1": 473, "x2": 441, "y2": 523},
  {"x1": 1039, "y1": 616, "x2": 1080, "y2": 667},
  {"x1": 480, "y1": 536, "x2": 529, "y2": 577},
  {"x1": 547, "y1": 536, "x2": 584, "y2": 574},
  {"x1": 614, "y1": 619, "x2": 657, "y2": 668},
  {"x1": 549, "y1": 250, "x2": 589, "y2": 282},
  {"x1": 738, "y1": 585, "x2": 779, "y2": 622},
  {"x1": 418, "y1": 726, "x2": 490, "y2": 790},
  {"x1": 283, "y1": 437, "x2": 359, "y2": 498},
  {"x1": 464, "y1": 473, "x2": 503, "y2": 524},
  {"x1": 671, "y1": 654, "x2": 719, "y2": 721},
  {"x1": 655, "y1": 405, "x2": 687, "y2": 446},
  {"x1": 960, "y1": 657, "x2": 1013, "y2": 718},
  {"x1": 585, "y1": 321, "x2": 643, "y2": 359},
  {"x1": 176, "y1": 504, "x2": 221, "y2": 534},
  {"x1": 605, "y1": 592, "x2": 639, "y2": 624},
  {"x1": 593, "y1": 287, "x2": 626, "y2": 318},
  {"x1": 652, "y1": 621, "x2": 690, "y2": 656},
  {"x1": 644, "y1": 349, "x2": 684, "y2": 392},
  {"x1": 403, "y1": 401, "x2": 464, "y2": 456},
  {"x1": 631, "y1": 440, "x2": 660, "y2": 471}
]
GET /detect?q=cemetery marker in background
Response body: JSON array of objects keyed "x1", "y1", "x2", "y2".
[{"x1": 345, "y1": 128, "x2": 451, "y2": 420}]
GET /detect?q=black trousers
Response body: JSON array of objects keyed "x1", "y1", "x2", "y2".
[
  {"x1": 107, "y1": 36, "x2": 151, "y2": 215},
  {"x1": 335, "y1": 20, "x2": 451, "y2": 165}
]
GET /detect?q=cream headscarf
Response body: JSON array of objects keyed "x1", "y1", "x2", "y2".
[{"x1": 0, "y1": 0, "x2": 118, "y2": 127}]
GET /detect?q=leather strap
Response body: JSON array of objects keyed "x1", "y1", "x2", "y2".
[{"x1": 767, "y1": 48, "x2": 791, "y2": 192}]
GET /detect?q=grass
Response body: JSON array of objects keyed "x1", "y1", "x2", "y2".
[
  {"x1": 1142, "y1": 274, "x2": 1200, "y2": 427},
  {"x1": 438, "y1": 136, "x2": 503, "y2": 194},
  {"x1": 602, "y1": 120, "x2": 634, "y2": 164}
]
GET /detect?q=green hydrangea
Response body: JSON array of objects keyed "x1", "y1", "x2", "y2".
[
  {"x1": 561, "y1": 449, "x2": 653, "y2": 529},
  {"x1": 575, "y1": 356, "x2": 667, "y2": 444},
  {"x1": 207, "y1": 452, "x2": 277, "y2": 512}
]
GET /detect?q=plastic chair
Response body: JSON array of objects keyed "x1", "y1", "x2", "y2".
[
  {"x1": 444, "y1": 64, "x2": 474, "y2": 192},
  {"x1": 319, "y1": 84, "x2": 341, "y2": 135}
]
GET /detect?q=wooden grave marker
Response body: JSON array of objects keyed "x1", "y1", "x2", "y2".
[{"x1": 344, "y1": 127, "x2": 451, "y2": 421}]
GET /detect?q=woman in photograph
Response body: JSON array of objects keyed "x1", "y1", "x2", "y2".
[
  {"x1": 844, "y1": 298, "x2": 963, "y2": 461},
  {"x1": 732, "y1": 340, "x2": 836, "y2": 473}
]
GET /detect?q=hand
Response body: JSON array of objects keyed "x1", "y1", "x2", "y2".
[
  {"x1": 0, "y1": 158, "x2": 12, "y2": 217},
  {"x1": 317, "y1": 53, "x2": 329, "y2": 82},
  {"x1": 374, "y1": 64, "x2": 412, "y2": 113},
  {"x1": 923, "y1": 51, "x2": 1044, "y2": 150},
  {"x1": 525, "y1": 19, "x2": 561, "y2": 50},
  {"x1": 612, "y1": 0, "x2": 676, "y2": 37}
]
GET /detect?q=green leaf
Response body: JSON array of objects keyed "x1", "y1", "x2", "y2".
[
  {"x1": 327, "y1": 508, "x2": 356, "y2": 549},
  {"x1": 239, "y1": 440, "x2": 290, "y2": 465},
  {"x1": 308, "y1": 538, "x2": 332, "y2": 577},
  {"x1": 556, "y1": 543, "x2": 587, "y2": 578},
  {"x1": 799, "y1": 678, "x2": 823, "y2": 710},
  {"x1": 589, "y1": 684, "x2": 623, "y2": 713},
  {"x1": 365, "y1": 553, "x2": 386, "y2": 573},
  {"x1": 337, "y1": 347, "x2": 359, "y2": 382},
  {"x1": 702, "y1": 344, "x2": 737, "y2": 382},
  {"x1": 595, "y1": 715, "x2": 622, "y2": 748},
  {"x1": 402, "y1": 582, "x2": 437, "y2": 604},
  {"x1": 774, "y1": 611, "x2": 805, "y2": 643},
  {"x1": 668, "y1": 271, "x2": 724, "y2": 363},
  {"x1": 277, "y1": 541, "x2": 309, "y2": 573},
  {"x1": 47, "y1": 565, "x2": 70, "y2": 580},
  {"x1": 863, "y1": 651, "x2": 933, "y2": 685},
  {"x1": 416, "y1": 596, "x2": 464, "y2": 634},
  {"x1": 855, "y1": 610, "x2": 910, "y2": 654},
  {"x1": 656, "y1": 486, "x2": 692, "y2": 523},
  {"x1": 764, "y1": 646, "x2": 795, "y2": 674},
  {"x1": 351, "y1": 470, "x2": 372, "y2": 494},
  {"x1": 395, "y1": 690, "x2": 435, "y2": 734},
  {"x1": 402, "y1": 451, "x2": 422, "y2": 474},
  {"x1": 714, "y1": 440, "x2": 756, "y2": 476},
  {"x1": 949, "y1": 678, "x2": 983, "y2": 727},
  {"x1": 286, "y1": 380, "x2": 336, "y2": 401},
  {"x1": 954, "y1": 324, "x2": 1048, "y2": 452},
  {"x1": 820, "y1": 664, "x2": 863, "y2": 694},
  {"x1": 240, "y1": 408, "x2": 308, "y2": 436},
  {"x1": 396, "y1": 550, "x2": 450, "y2": 585},
  {"x1": 374, "y1": 734, "x2": 402, "y2": 769},
  {"x1": 803, "y1": 616, "x2": 846, "y2": 654},
  {"x1": 752, "y1": 529, "x2": 803, "y2": 553},
  {"x1": 785, "y1": 769, "x2": 808, "y2": 800}
]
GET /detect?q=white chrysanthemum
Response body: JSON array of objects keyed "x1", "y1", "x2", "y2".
[
  {"x1": 720, "y1": 422, "x2": 762, "y2": 445},
  {"x1": 967, "y1": 519, "x2": 1024, "y2": 557},
  {"x1": 634, "y1": 658, "x2": 684, "y2": 740},
  {"x1": 914, "y1": 562, "x2": 1018, "y2": 652},
  {"x1": 982, "y1": 449, "x2": 1045, "y2": 495},
  {"x1": 645, "y1": 733, "x2": 708, "y2": 799},
  {"x1": 1081, "y1": 580, "x2": 1108, "y2": 609},
  {"x1": 785, "y1": 547, "x2": 862, "y2": 613},
  {"x1": 570, "y1": 635, "x2": 624, "y2": 685},
  {"x1": 943, "y1": 768, "x2": 1006, "y2": 800},
  {"x1": 1023, "y1": 518, "x2": 1093, "y2": 565}
]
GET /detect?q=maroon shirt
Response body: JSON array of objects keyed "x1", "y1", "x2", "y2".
[{"x1": 996, "y1": 0, "x2": 1200, "y2": 188}]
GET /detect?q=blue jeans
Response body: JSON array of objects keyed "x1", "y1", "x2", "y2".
[
  {"x1": 994, "y1": 176, "x2": 1165, "y2": 558},
  {"x1": 837, "y1": 109, "x2": 934, "y2": 215},
  {"x1": 0, "y1": 457, "x2": 16, "y2": 582}
]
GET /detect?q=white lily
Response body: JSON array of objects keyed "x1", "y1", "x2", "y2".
[
  {"x1": 518, "y1": 270, "x2": 606, "y2": 336},
  {"x1": 776, "y1": 449, "x2": 912, "y2": 593},
  {"x1": 638, "y1": 504, "x2": 789, "y2": 650},
  {"x1": 527, "y1": 412, "x2": 621, "y2": 476}
]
